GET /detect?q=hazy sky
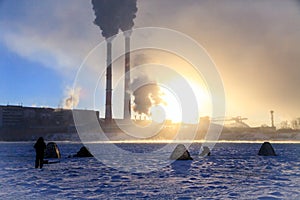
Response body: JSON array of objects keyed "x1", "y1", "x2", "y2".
[{"x1": 1, "y1": 0, "x2": 300, "y2": 126}]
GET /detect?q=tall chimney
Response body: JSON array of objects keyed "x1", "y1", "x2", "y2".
[
  {"x1": 105, "y1": 39, "x2": 113, "y2": 121},
  {"x1": 123, "y1": 31, "x2": 131, "y2": 119},
  {"x1": 270, "y1": 110, "x2": 274, "y2": 128}
]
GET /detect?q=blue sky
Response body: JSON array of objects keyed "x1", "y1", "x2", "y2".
[
  {"x1": 1, "y1": 0, "x2": 300, "y2": 126},
  {"x1": 0, "y1": 44, "x2": 64, "y2": 106},
  {"x1": 0, "y1": 0, "x2": 98, "y2": 108}
]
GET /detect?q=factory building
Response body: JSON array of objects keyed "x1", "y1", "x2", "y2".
[{"x1": 0, "y1": 105, "x2": 99, "y2": 141}]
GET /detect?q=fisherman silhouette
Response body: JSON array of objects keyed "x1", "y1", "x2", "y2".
[{"x1": 34, "y1": 137, "x2": 46, "y2": 168}]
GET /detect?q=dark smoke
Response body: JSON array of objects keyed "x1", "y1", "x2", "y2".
[
  {"x1": 119, "y1": 0, "x2": 137, "y2": 32},
  {"x1": 132, "y1": 79, "x2": 166, "y2": 116},
  {"x1": 91, "y1": 0, "x2": 137, "y2": 38},
  {"x1": 92, "y1": 0, "x2": 120, "y2": 38},
  {"x1": 131, "y1": 54, "x2": 166, "y2": 116}
]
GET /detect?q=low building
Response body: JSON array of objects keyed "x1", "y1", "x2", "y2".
[
  {"x1": 0, "y1": 105, "x2": 99, "y2": 141},
  {"x1": 0, "y1": 105, "x2": 24, "y2": 128}
]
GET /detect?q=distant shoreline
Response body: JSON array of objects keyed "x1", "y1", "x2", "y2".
[{"x1": 1, "y1": 140, "x2": 300, "y2": 144}]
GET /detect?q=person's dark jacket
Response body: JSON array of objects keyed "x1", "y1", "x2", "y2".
[{"x1": 34, "y1": 138, "x2": 46, "y2": 157}]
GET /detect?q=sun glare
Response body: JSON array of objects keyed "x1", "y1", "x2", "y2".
[
  {"x1": 126, "y1": 49, "x2": 213, "y2": 124},
  {"x1": 159, "y1": 87, "x2": 182, "y2": 123},
  {"x1": 152, "y1": 81, "x2": 211, "y2": 124}
]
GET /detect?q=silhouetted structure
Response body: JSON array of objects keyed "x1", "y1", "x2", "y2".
[
  {"x1": 0, "y1": 105, "x2": 98, "y2": 141},
  {"x1": 270, "y1": 110, "x2": 275, "y2": 128},
  {"x1": 200, "y1": 146, "x2": 211, "y2": 156},
  {"x1": 123, "y1": 31, "x2": 132, "y2": 119},
  {"x1": 170, "y1": 144, "x2": 193, "y2": 160},
  {"x1": 91, "y1": 0, "x2": 137, "y2": 121},
  {"x1": 34, "y1": 137, "x2": 46, "y2": 168},
  {"x1": 73, "y1": 146, "x2": 93, "y2": 157},
  {"x1": 120, "y1": 0, "x2": 137, "y2": 119},
  {"x1": 45, "y1": 142, "x2": 61, "y2": 159},
  {"x1": 105, "y1": 39, "x2": 113, "y2": 121},
  {"x1": 258, "y1": 142, "x2": 277, "y2": 156}
]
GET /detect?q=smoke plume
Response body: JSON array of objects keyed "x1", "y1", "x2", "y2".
[
  {"x1": 119, "y1": 0, "x2": 137, "y2": 32},
  {"x1": 63, "y1": 87, "x2": 81, "y2": 109},
  {"x1": 132, "y1": 53, "x2": 154, "y2": 67},
  {"x1": 91, "y1": 0, "x2": 137, "y2": 38},
  {"x1": 130, "y1": 53, "x2": 166, "y2": 116},
  {"x1": 131, "y1": 75, "x2": 166, "y2": 116}
]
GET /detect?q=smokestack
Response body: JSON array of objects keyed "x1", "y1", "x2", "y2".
[
  {"x1": 123, "y1": 31, "x2": 132, "y2": 119},
  {"x1": 91, "y1": 0, "x2": 137, "y2": 121},
  {"x1": 105, "y1": 39, "x2": 113, "y2": 121},
  {"x1": 270, "y1": 110, "x2": 274, "y2": 128},
  {"x1": 92, "y1": 0, "x2": 120, "y2": 122},
  {"x1": 118, "y1": 0, "x2": 137, "y2": 119}
]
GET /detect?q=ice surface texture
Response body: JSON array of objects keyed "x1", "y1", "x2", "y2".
[{"x1": 0, "y1": 142, "x2": 299, "y2": 199}]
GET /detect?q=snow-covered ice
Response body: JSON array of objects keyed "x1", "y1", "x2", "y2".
[{"x1": 0, "y1": 142, "x2": 299, "y2": 199}]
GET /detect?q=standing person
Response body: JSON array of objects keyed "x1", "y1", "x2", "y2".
[{"x1": 34, "y1": 137, "x2": 46, "y2": 168}]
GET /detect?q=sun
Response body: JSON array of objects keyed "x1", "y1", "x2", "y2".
[
  {"x1": 127, "y1": 49, "x2": 213, "y2": 124},
  {"x1": 149, "y1": 80, "x2": 212, "y2": 124},
  {"x1": 149, "y1": 87, "x2": 181, "y2": 123}
]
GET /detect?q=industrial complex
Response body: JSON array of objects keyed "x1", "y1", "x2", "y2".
[
  {"x1": 1, "y1": 104, "x2": 300, "y2": 141},
  {"x1": 0, "y1": 105, "x2": 98, "y2": 141}
]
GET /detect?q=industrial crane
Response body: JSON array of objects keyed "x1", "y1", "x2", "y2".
[{"x1": 211, "y1": 116, "x2": 250, "y2": 128}]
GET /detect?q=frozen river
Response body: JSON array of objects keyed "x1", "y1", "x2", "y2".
[{"x1": 0, "y1": 142, "x2": 299, "y2": 199}]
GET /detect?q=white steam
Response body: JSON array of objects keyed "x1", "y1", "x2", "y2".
[{"x1": 63, "y1": 87, "x2": 81, "y2": 109}]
